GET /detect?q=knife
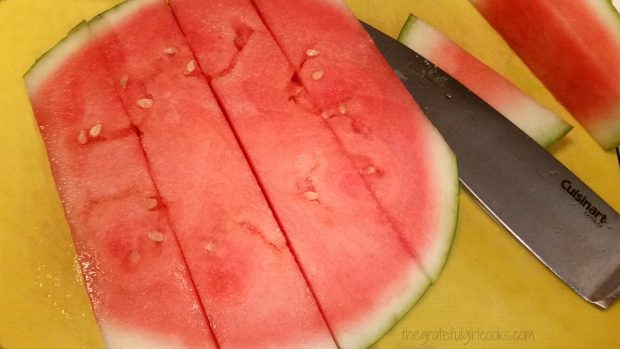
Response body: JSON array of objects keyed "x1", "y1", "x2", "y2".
[{"x1": 360, "y1": 22, "x2": 620, "y2": 309}]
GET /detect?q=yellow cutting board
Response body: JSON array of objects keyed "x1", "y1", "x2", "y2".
[{"x1": 1, "y1": 1, "x2": 618, "y2": 348}]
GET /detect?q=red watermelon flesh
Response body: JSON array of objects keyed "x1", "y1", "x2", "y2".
[
  {"x1": 170, "y1": 0, "x2": 431, "y2": 347},
  {"x1": 24, "y1": 23, "x2": 217, "y2": 349},
  {"x1": 250, "y1": 0, "x2": 459, "y2": 279},
  {"x1": 471, "y1": 0, "x2": 620, "y2": 149},
  {"x1": 89, "y1": 1, "x2": 335, "y2": 348},
  {"x1": 397, "y1": 16, "x2": 572, "y2": 147}
]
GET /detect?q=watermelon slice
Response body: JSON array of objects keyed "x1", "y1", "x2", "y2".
[
  {"x1": 170, "y1": 0, "x2": 432, "y2": 347},
  {"x1": 23, "y1": 23, "x2": 218, "y2": 349},
  {"x1": 470, "y1": 0, "x2": 620, "y2": 150},
  {"x1": 87, "y1": 0, "x2": 336, "y2": 348},
  {"x1": 250, "y1": 0, "x2": 459, "y2": 280},
  {"x1": 398, "y1": 15, "x2": 572, "y2": 147}
]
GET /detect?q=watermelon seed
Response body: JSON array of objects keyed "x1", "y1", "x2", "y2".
[
  {"x1": 312, "y1": 70, "x2": 325, "y2": 80},
  {"x1": 204, "y1": 242, "x2": 216, "y2": 252},
  {"x1": 338, "y1": 103, "x2": 347, "y2": 114},
  {"x1": 147, "y1": 231, "x2": 165, "y2": 242},
  {"x1": 306, "y1": 49, "x2": 320, "y2": 57},
  {"x1": 303, "y1": 191, "x2": 319, "y2": 201},
  {"x1": 360, "y1": 166, "x2": 377, "y2": 175},
  {"x1": 185, "y1": 60, "x2": 196, "y2": 74},
  {"x1": 89, "y1": 123, "x2": 102, "y2": 138},
  {"x1": 120, "y1": 75, "x2": 129, "y2": 89},
  {"x1": 321, "y1": 110, "x2": 333, "y2": 120},
  {"x1": 145, "y1": 198, "x2": 158, "y2": 210},
  {"x1": 77, "y1": 130, "x2": 88, "y2": 145},
  {"x1": 163, "y1": 47, "x2": 178, "y2": 55},
  {"x1": 137, "y1": 98, "x2": 154, "y2": 109}
]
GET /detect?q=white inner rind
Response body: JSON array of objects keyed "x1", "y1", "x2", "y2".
[
  {"x1": 24, "y1": 23, "x2": 92, "y2": 95},
  {"x1": 399, "y1": 17, "x2": 572, "y2": 148},
  {"x1": 421, "y1": 130, "x2": 460, "y2": 280},
  {"x1": 337, "y1": 263, "x2": 431, "y2": 349},
  {"x1": 591, "y1": 0, "x2": 620, "y2": 34},
  {"x1": 589, "y1": 106, "x2": 620, "y2": 149},
  {"x1": 89, "y1": 0, "x2": 161, "y2": 32},
  {"x1": 100, "y1": 322, "x2": 189, "y2": 349}
]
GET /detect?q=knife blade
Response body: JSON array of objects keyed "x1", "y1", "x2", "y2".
[{"x1": 360, "y1": 22, "x2": 620, "y2": 309}]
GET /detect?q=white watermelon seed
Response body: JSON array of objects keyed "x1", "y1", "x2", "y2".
[
  {"x1": 360, "y1": 166, "x2": 377, "y2": 175},
  {"x1": 77, "y1": 130, "x2": 88, "y2": 145},
  {"x1": 303, "y1": 191, "x2": 319, "y2": 201},
  {"x1": 120, "y1": 75, "x2": 129, "y2": 89},
  {"x1": 145, "y1": 198, "x2": 158, "y2": 210},
  {"x1": 321, "y1": 110, "x2": 333, "y2": 120},
  {"x1": 312, "y1": 70, "x2": 325, "y2": 80},
  {"x1": 137, "y1": 98, "x2": 154, "y2": 109},
  {"x1": 338, "y1": 103, "x2": 347, "y2": 114},
  {"x1": 204, "y1": 242, "x2": 216, "y2": 252},
  {"x1": 186, "y1": 60, "x2": 196, "y2": 74},
  {"x1": 147, "y1": 231, "x2": 165, "y2": 242},
  {"x1": 306, "y1": 49, "x2": 320, "y2": 57},
  {"x1": 163, "y1": 47, "x2": 178, "y2": 55},
  {"x1": 89, "y1": 123, "x2": 102, "y2": 138}
]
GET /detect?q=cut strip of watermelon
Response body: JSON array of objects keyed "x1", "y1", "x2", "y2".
[
  {"x1": 88, "y1": 0, "x2": 336, "y2": 348},
  {"x1": 24, "y1": 23, "x2": 218, "y2": 349},
  {"x1": 471, "y1": 0, "x2": 620, "y2": 150},
  {"x1": 250, "y1": 0, "x2": 459, "y2": 280},
  {"x1": 170, "y1": 0, "x2": 432, "y2": 347},
  {"x1": 398, "y1": 15, "x2": 572, "y2": 147}
]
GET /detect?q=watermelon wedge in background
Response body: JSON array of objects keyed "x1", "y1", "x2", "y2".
[
  {"x1": 470, "y1": 0, "x2": 620, "y2": 150},
  {"x1": 88, "y1": 0, "x2": 336, "y2": 348},
  {"x1": 250, "y1": 0, "x2": 459, "y2": 281},
  {"x1": 170, "y1": 0, "x2": 435, "y2": 347},
  {"x1": 23, "y1": 23, "x2": 218, "y2": 349},
  {"x1": 398, "y1": 15, "x2": 572, "y2": 147}
]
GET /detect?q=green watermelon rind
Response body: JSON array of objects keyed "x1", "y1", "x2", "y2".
[
  {"x1": 607, "y1": 0, "x2": 620, "y2": 15},
  {"x1": 398, "y1": 14, "x2": 573, "y2": 148},
  {"x1": 24, "y1": 22, "x2": 92, "y2": 93},
  {"x1": 356, "y1": 148, "x2": 459, "y2": 348},
  {"x1": 396, "y1": 13, "x2": 418, "y2": 42},
  {"x1": 352, "y1": 274, "x2": 431, "y2": 349},
  {"x1": 89, "y1": 0, "x2": 159, "y2": 33},
  {"x1": 425, "y1": 151, "x2": 460, "y2": 281},
  {"x1": 605, "y1": 0, "x2": 619, "y2": 18}
]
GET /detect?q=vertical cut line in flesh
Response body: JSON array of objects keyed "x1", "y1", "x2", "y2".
[
  {"x1": 164, "y1": 3, "x2": 340, "y2": 345},
  {"x1": 86, "y1": 24, "x2": 222, "y2": 349},
  {"x1": 246, "y1": 0, "x2": 431, "y2": 278}
]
